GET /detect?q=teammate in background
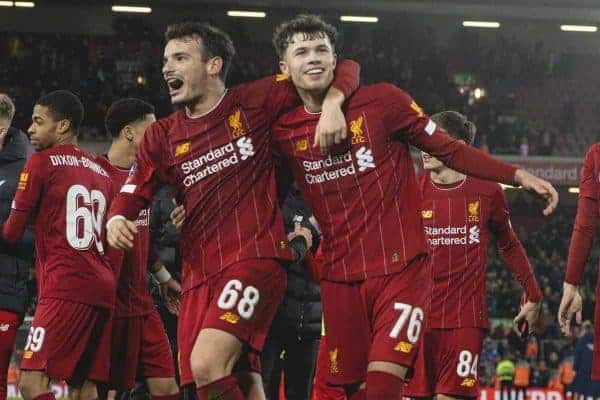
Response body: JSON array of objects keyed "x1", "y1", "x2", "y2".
[
  {"x1": 95, "y1": 98, "x2": 180, "y2": 400},
  {"x1": 1, "y1": 90, "x2": 116, "y2": 400},
  {"x1": 106, "y1": 21, "x2": 359, "y2": 400},
  {"x1": 403, "y1": 111, "x2": 542, "y2": 400},
  {"x1": 558, "y1": 142, "x2": 600, "y2": 381},
  {"x1": 0, "y1": 93, "x2": 34, "y2": 400},
  {"x1": 270, "y1": 15, "x2": 557, "y2": 400}
]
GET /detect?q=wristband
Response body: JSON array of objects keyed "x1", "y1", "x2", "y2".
[{"x1": 152, "y1": 266, "x2": 172, "y2": 284}]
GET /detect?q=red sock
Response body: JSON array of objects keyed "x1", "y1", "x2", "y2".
[
  {"x1": 151, "y1": 394, "x2": 180, "y2": 400},
  {"x1": 366, "y1": 371, "x2": 403, "y2": 400},
  {"x1": 32, "y1": 393, "x2": 56, "y2": 400},
  {"x1": 348, "y1": 388, "x2": 366, "y2": 400},
  {"x1": 196, "y1": 375, "x2": 244, "y2": 400}
]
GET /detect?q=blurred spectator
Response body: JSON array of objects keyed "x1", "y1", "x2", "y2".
[
  {"x1": 559, "y1": 355, "x2": 576, "y2": 399},
  {"x1": 530, "y1": 361, "x2": 550, "y2": 387},
  {"x1": 514, "y1": 358, "x2": 531, "y2": 400},
  {"x1": 572, "y1": 321, "x2": 600, "y2": 399},
  {"x1": 497, "y1": 354, "x2": 516, "y2": 400},
  {"x1": 525, "y1": 337, "x2": 539, "y2": 362}
]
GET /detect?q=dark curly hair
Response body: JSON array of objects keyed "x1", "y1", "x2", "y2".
[{"x1": 272, "y1": 14, "x2": 338, "y2": 59}]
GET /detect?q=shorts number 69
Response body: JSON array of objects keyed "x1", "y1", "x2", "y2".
[{"x1": 24, "y1": 326, "x2": 46, "y2": 352}]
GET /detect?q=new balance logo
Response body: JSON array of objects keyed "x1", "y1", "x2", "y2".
[
  {"x1": 0, "y1": 323, "x2": 9, "y2": 332},
  {"x1": 468, "y1": 226, "x2": 480, "y2": 244},
  {"x1": 356, "y1": 146, "x2": 375, "y2": 172},
  {"x1": 236, "y1": 137, "x2": 254, "y2": 160}
]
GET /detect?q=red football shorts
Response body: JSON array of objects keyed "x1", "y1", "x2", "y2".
[
  {"x1": 403, "y1": 327, "x2": 485, "y2": 398},
  {"x1": 312, "y1": 335, "x2": 347, "y2": 400},
  {"x1": 20, "y1": 298, "x2": 112, "y2": 385},
  {"x1": 0, "y1": 310, "x2": 20, "y2": 400},
  {"x1": 593, "y1": 282, "x2": 600, "y2": 380},
  {"x1": 320, "y1": 255, "x2": 430, "y2": 386},
  {"x1": 178, "y1": 258, "x2": 286, "y2": 385},
  {"x1": 108, "y1": 309, "x2": 175, "y2": 390}
]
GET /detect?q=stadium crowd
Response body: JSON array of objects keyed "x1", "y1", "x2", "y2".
[
  {"x1": 0, "y1": 11, "x2": 598, "y2": 400},
  {"x1": 1, "y1": 17, "x2": 599, "y2": 157}
]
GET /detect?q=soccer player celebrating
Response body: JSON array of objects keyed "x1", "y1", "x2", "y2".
[
  {"x1": 558, "y1": 142, "x2": 600, "y2": 380},
  {"x1": 106, "y1": 22, "x2": 359, "y2": 400},
  {"x1": 403, "y1": 111, "x2": 542, "y2": 399},
  {"x1": 2, "y1": 90, "x2": 115, "y2": 400},
  {"x1": 270, "y1": 14, "x2": 557, "y2": 400},
  {"x1": 96, "y1": 98, "x2": 180, "y2": 400}
]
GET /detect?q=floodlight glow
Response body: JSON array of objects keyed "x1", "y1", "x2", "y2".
[
  {"x1": 340, "y1": 15, "x2": 378, "y2": 23},
  {"x1": 111, "y1": 5, "x2": 152, "y2": 13},
  {"x1": 462, "y1": 21, "x2": 501, "y2": 28},
  {"x1": 560, "y1": 25, "x2": 597, "y2": 32},
  {"x1": 227, "y1": 10, "x2": 266, "y2": 18}
]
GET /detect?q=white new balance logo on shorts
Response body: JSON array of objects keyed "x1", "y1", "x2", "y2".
[
  {"x1": 236, "y1": 137, "x2": 255, "y2": 160},
  {"x1": 356, "y1": 146, "x2": 375, "y2": 172}
]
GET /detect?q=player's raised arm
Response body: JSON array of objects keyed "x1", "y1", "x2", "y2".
[
  {"x1": 382, "y1": 83, "x2": 558, "y2": 215},
  {"x1": 106, "y1": 122, "x2": 164, "y2": 250},
  {"x1": 558, "y1": 145, "x2": 599, "y2": 335}
]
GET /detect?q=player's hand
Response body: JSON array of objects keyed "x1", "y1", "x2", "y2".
[
  {"x1": 558, "y1": 282, "x2": 583, "y2": 336},
  {"x1": 514, "y1": 169, "x2": 559, "y2": 216},
  {"x1": 0, "y1": 126, "x2": 8, "y2": 151},
  {"x1": 287, "y1": 224, "x2": 313, "y2": 250},
  {"x1": 107, "y1": 217, "x2": 138, "y2": 250},
  {"x1": 514, "y1": 300, "x2": 541, "y2": 336},
  {"x1": 160, "y1": 278, "x2": 182, "y2": 315},
  {"x1": 314, "y1": 90, "x2": 347, "y2": 153},
  {"x1": 170, "y1": 204, "x2": 186, "y2": 231}
]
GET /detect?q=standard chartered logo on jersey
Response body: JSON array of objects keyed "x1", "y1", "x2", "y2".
[
  {"x1": 181, "y1": 138, "x2": 255, "y2": 187},
  {"x1": 425, "y1": 224, "x2": 480, "y2": 246},
  {"x1": 356, "y1": 147, "x2": 375, "y2": 171},
  {"x1": 468, "y1": 226, "x2": 480, "y2": 244},
  {"x1": 302, "y1": 146, "x2": 375, "y2": 184}
]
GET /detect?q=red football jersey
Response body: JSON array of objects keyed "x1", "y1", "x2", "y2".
[
  {"x1": 108, "y1": 65, "x2": 358, "y2": 292},
  {"x1": 96, "y1": 156, "x2": 154, "y2": 317},
  {"x1": 420, "y1": 175, "x2": 541, "y2": 329},
  {"x1": 8, "y1": 144, "x2": 115, "y2": 308},
  {"x1": 272, "y1": 83, "x2": 517, "y2": 282},
  {"x1": 565, "y1": 143, "x2": 600, "y2": 380}
]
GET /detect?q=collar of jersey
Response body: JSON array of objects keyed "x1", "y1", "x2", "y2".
[
  {"x1": 430, "y1": 175, "x2": 468, "y2": 191},
  {"x1": 185, "y1": 89, "x2": 229, "y2": 119}
]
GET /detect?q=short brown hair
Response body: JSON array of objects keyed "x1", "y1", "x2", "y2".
[
  {"x1": 431, "y1": 111, "x2": 476, "y2": 145},
  {"x1": 273, "y1": 14, "x2": 338, "y2": 59},
  {"x1": 165, "y1": 21, "x2": 235, "y2": 81},
  {"x1": 0, "y1": 94, "x2": 15, "y2": 124}
]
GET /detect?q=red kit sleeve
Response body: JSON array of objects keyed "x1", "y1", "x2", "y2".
[
  {"x1": 3, "y1": 153, "x2": 44, "y2": 243},
  {"x1": 489, "y1": 185, "x2": 542, "y2": 302},
  {"x1": 565, "y1": 146, "x2": 599, "y2": 285},
  {"x1": 107, "y1": 123, "x2": 164, "y2": 222},
  {"x1": 382, "y1": 84, "x2": 517, "y2": 184}
]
